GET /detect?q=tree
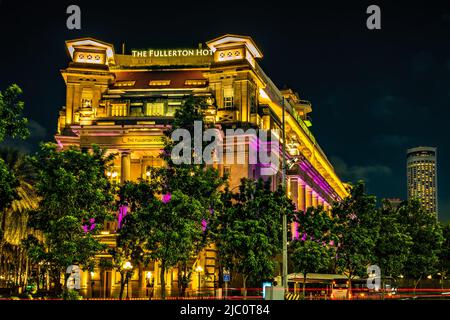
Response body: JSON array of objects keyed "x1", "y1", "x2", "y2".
[
  {"x1": 216, "y1": 178, "x2": 295, "y2": 298},
  {"x1": 147, "y1": 96, "x2": 225, "y2": 298},
  {"x1": 291, "y1": 240, "x2": 332, "y2": 298},
  {"x1": 143, "y1": 190, "x2": 206, "y2": 299},
  {"x1": 398, "y1": 199, "x2": 443, "y2": 290},
  {"x1": 0, "y1": 84, "x2": 29, "y2": 213},
  {"x1": 115, "y1": 181, "x2": 157, "y2": 299},
  {"x1": 333, "y1": 182, "x2": 380, "y2": 297},
  {"x1": 0, "y1": 84, "x2": 29, "y2": 142},
  {"x1": 438, "y1": 223, "x2": 450, "y2": 289},
  {"x1": 291, "y1": 206, "x2": 337, "y2": 297},
  {"x1": 374, "y1": 200, "x2": 413, "y2": 280},
  {"x1": 0, "y1": 148, "x2": 39, "y2": 290},
  {"x1": 27, "y1": 143, "x2": 115, "y2": 294}
]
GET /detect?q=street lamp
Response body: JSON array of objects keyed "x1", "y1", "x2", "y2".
[
  {"x1": 281, "y1": 96, "x2": 288, "y2": 295},
  {"x1": 146, "y1": 271, "x2": 154, "y2": 299},
  {"x1": 195, "y1": 265, "x2": 203, "y2": 296},
  {"x1": 123, "y1": 261, "x2": 133, "y2": 299},
  {"x1": 90, "y1": 271, "x2": 95, "y2": 298}
]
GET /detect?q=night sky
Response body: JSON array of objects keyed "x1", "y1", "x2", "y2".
[{"x1": 1, "y1": 1, "x2": 450, "y2": 220}]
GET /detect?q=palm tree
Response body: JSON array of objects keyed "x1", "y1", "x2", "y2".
[{"x1": 0, "y1": 147, "x2": 39, "y2": 291}]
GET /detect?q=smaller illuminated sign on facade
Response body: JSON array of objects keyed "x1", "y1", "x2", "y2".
[{"x1": 131, "y1": 48, "x2": 213, "y2": 58}]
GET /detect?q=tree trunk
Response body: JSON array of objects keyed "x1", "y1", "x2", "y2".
[
  {"x1": 24, "y1": 257, "x2": 29, "y2": 288},
  {"x1": 413, "y1": 276, "x2": 422, "y2": 295},
  {"x1": 54, "y1": 270, "x2": 62, "y2": 294},
  {"x1": 36, "y1": 265, "x2": 40, "y2": 290},
  {"x1": 347, "y1": 275, "x2": 352, "y2": 300},
  {"x1": 303, "y1": 273, "x2": 307, "y2": 299},
  {"x1": 63, "y1": 272, "x2": 70, "y2": 299},
  {"x1": 160, "y1": 260, "x2": 166, "y2": 300},
  {"x1": 119, "y1": 272, "x2": 125, "y2": 300},
  {"x1": 242, "y1": 275, "x2": 248, "y2": 300}
]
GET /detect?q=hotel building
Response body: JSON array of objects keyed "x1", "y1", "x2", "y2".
[
  {"x1": 407, "y1": 146, "x2": 438, "y2": 217},
  {"x1": 55, "y1": 35, "x2": 349, "y2": 298}
]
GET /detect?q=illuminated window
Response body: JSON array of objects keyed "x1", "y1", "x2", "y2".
[
  {"x1": 130, "y1": 103, "x2": 144, "y2": 117},
  {"x1": 111, "y1": 104, "x2": 128, "y2": 117},
  {"x1": 223, "y1": 87, "x2": 234, "y2": 109},
  {"x1": 82, "y1": 99, "x2": 92, "y2": 108},
  {"x1": 115, "y1": 81, "x2": 136, "y2": 87},
  {"x1": 167, "y1": 101, "x2": 181, "y2": 117},
  {"x1": 146, "y1": 102, "x2": 165, "y2": 116},
  {"x1": 149, "y1": 80, "x2": 171, "y2": 86},
  {"x1": 185, "y1": 79, "x2": 207, "y2": 86}
]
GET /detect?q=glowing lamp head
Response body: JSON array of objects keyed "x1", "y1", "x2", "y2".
[
  {"x1": 123, "y1": 261, "x2": 133, "y2": 270},
  {"x1": 146, "y1": 271, "x2": 152, "y2": 279},
  {"x1": 195, "y1": 265, "x2": 203, "y2": 273}
]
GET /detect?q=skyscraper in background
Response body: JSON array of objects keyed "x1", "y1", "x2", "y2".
[{"x1": 407, "y1": 147, "x2": 438, "y2": 217}]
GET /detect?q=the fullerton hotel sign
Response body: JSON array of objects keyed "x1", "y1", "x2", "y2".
[{"x1": 131, "y1": 48, "x2": 213, "y2": 58}]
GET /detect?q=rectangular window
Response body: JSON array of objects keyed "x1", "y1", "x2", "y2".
[
  {"x1": 110, "y1": 103, "x2": 128, "y2": 117},
  {"x1": 145, "y1": 102, "x2": 165, "y2": 116},
  {"x1": 149, "y1": 80, "x2": 171, "y2": 86},
  {"x1": 115, "y1": 81, "x2": 136, "y2": 87},
  {"x1": 166, "y1": 100, "x2": 182, "y2": 116},
  {"x1": 114, "y1": 81, "x2": 136, "y2": 87},
  {"x1": 223, "y1": 87, "x2": 234, "y2": 109},
  {"x1": 185, "y1": 79, "x2": 207, "y2": 86},
  {"x1": 129, "y1": 105, "x2": 143, "y2": 117}
]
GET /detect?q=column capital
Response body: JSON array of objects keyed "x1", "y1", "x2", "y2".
[{"x1": 119, "y1": 149, "x2": 131, "y2": 155}]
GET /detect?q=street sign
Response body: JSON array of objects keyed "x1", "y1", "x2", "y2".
[
  {"x1": 262, "y1": 282, "x2": 272, "y2": 299},
  {"x1": 223, "y1": 269, "x2": 230, "y2": 282}
]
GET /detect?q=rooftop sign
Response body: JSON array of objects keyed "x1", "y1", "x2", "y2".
[{"x1": 131, "y1": 49, "x2": 213, "y2": 58}]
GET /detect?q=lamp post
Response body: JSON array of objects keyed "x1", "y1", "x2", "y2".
[
  {"x1": 195, "y1": 265, "x2": 203, "y2": 297},
  {"x1": 281, "y1": 96, "x2": 288, "y2": 295},
  {"x1": 146, "y1": 271, "x2": 153, "y2": 298},
  {"x1": 123, "y1": 261, "x2": 133, "y2": 300},
  {"x1": 90, "y1": 271, "x2": 95, "y2": 299}
]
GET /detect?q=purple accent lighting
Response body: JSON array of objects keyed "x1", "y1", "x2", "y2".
[
  {"x1": 82, "y1": 218, "x2": 96, "y2": 233},
  {"x1": 162, "y1": 193, "x2": 172, "y2": 204},
  {"x1": 301, "y1": 233, "x2": 307, "y2": 242},
  {"x1": 118, "y1": 205, "x2": 128, "y2": 229}
]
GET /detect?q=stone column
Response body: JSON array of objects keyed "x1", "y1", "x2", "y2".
[
  {"x1": 312, "y1": 191, "x2": 318, "y2": 207},
  {"x1": 305, "y1": 186, "x2": 312, "y2": 210},
  {"x1": 318, "y1": 197, "x2": 324, "y2": 208},
  {"x1": 289, "y1": 177, "x2": 299, "y2": 211},
  {"x1": 120, "y1": 150, "x2": 131, "y2": 184},
  {"x1": 298, "y1": 181, "x2": 306, "y2": 212}
]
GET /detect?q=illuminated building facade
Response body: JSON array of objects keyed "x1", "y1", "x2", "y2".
[
  {"x1": 407, "y1": 146, "x2": 438, "y2": 216},
  {"x1": 55, "y1": 35, "x2": 348, "y2": 298}
]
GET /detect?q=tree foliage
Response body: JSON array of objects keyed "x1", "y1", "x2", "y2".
[
  {"x1": 374, "y1": 200, "x2": 413, "y2": 278},
  {"x1": 333, "y1": 182, "x2": 380, "y2": 288},
  {"x1": 398, "y1": 199, "x2": 443, "y2": 288},
  {"x1": 0, "y1": 84, "x2": 29, "y2": 213},
  {"x1": 0, "y1": 84, "x2": 29, "y2": 142},
  {"x1": 27, "y1": 143, "x2": 115, "y2": 293},
  {"x1": 215, "y1": 178, "x2": 295, "y2": 296}
]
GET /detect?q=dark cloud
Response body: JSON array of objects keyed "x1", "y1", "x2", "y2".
[
  {"x1": 373, "y1": 134, "x2": 412, "y2": 147},
  {"x1": 411, "y1": 51, "x2": 434, "y2": 74},
  {"x1": 330, "y1": 156, "x2": 392, "y2": 184},
  {"x1": 0, "y1": 119, "x2": 49, "y2": 153}
]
